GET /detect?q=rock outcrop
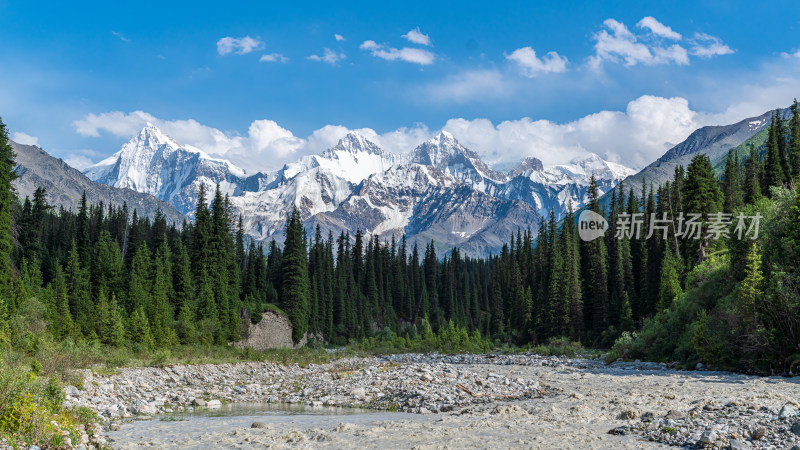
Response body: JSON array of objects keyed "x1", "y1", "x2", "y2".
[{"x1": 233, "y1": 311, "x2": 307, "y2": 350}]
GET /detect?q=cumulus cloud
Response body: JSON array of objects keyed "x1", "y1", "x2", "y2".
[
  {"x1": 441, "y1": 95, "x2": 701, "y2": 169},
  {"x1": 506, "y1": 47, "x2": 568, "y2": 77},
  {"x1": 689, "y1": 32, "x2": 734, "y2": 57},
  {"x1": 636, "y1": 17, "x2": 681, "y2": 40},
  {"x1": 259, "y1": 53, "x2": 288, "y2": 63},
  {"x1": 80, "y1": 89, "x2": 784, "y2": 174},
  {"x1": 72, "y1": 111, "x2": 431, "y2": 172},
  {"x1": 589, "y1": 17, "x2": 731, "y2": 69},
  {"x1": 308, "y1": 48, "x2": 346, "y2": 65},
  {"x1": 360, "y1": 40, "x2": 434, "y2": 65},
  {"x1": 401, "y1": 27, "x2": 431, "y2": 46},
  {"x1": 334, "y1": 33, "x2": 346, "y2": 41},
  {"x1": 11, "y1": 132, "x2": 38, "y2": 146},
  {"x1": 590, "y1": 18, "x2": 689, "y2": 68},
  {"x1": 216, "y1": 36, "x2": 264, "y2": 55}
]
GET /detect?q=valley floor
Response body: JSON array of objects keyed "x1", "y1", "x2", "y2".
[{"x1": 70, "y1": 354, "x2": 800, "y2": 449}]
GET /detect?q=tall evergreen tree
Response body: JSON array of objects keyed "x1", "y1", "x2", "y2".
[
  {"x1": 790, "y1": 99, "x2": 800, "y2": 180},
  {"x1": 743, "y1": 144, "x2": 762, "y2": 205},
  {"x1": 281, "y1": 208, "x2": 310, "y2": 343},
  {"x1": 0, "y1": 118, "x2": 16, "y2": 318},
  {"x1": 722, "y1": 150, "x2": 744, "y2": 213}
]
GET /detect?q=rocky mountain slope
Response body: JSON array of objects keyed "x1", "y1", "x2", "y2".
[
  {"x1": 11, "y1": 140, "x2": 186, "y2": 224},
  {"x1": 84, "y1": 127, "x2": 632, "y2": 256}
]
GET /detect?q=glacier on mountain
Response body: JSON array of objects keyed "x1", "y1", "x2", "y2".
[{"x1": 84, "y1": 125, "x2": 632, "y2": 256}]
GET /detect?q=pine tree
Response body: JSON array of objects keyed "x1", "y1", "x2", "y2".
[
  {"x1": 764, "y1": 112, "x2": 785, "y2": 192},
  {"x1": 656, "y1": 247, "x2": 682, "y2": 311},
  {"x1": 790, "y1": 99, "x2": 800, "y2": 180},
  {"x1": 281, "y1": 208, "x2": 310, "y2": 343},
  {"x1": 739, "y1": 242, "x2": 764, "y2": 322},
  {"x1": 743, "y1": 144, "x2": 762, "y2": 205},
  {"x1": 581, "y1": 175, "x2": 609, "y2": 338},
  {"x1": 683, "y1": 154, "x2": 722, "y2": 264},
  {"x1": 722, "y1": 150, "x2": 743, "y2": 213},
  {"x1": 0, "y1": 118, "x2": 16, "y2": 308},
  {"x1": 128, "y1": 305, "x2": 154, "y2": 350}
]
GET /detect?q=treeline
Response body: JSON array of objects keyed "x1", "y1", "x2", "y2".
[{"x1": 1, "y1": 101, "x2": 799, "y2": 373}]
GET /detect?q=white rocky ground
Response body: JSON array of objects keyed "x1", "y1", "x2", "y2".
[{"x1": 66, "y1": 354, "x2": 800, "y2": 449}]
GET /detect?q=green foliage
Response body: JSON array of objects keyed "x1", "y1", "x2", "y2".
[{"x1": 281, "y1": 208, "x2": 310, "y2": 343}]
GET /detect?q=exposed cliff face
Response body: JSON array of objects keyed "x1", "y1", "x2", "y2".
[{"x1": 233, "y1": 311, "x2": 309, "y2": 350}]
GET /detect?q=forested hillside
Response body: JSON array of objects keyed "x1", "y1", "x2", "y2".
[{"x1": 1, "y1": 101, "x2": 799, "y2": 375}]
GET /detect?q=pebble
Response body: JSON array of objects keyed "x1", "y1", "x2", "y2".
[{"x1": 66, "y1": 353, "x2": 553, "y2": 424}]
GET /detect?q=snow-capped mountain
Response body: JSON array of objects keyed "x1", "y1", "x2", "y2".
[
  {"x1": 493, "y1": 153, "x2": 635, "y2": 217},
  {"x1": 84, "y1": 126, "x2": 632, "y2": 256},
  {"x1": 85, "y1": 124, "x2": 250, "y2": 215}
]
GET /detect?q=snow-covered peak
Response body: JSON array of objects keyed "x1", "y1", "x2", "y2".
[
  {"x1": 413, "y1": 131, "x2": 507, "y2": 184},
  {"x1": 323, "y1": 131, "x2": 385, "y2": 158},
  {"x1": 526, "y1": 153, "x2": 633, "y2": 186},
  {"x1": 510, "y1": 157, "x2": 545, "y2": 178}
]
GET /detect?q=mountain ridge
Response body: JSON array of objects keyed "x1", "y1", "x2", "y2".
[{"x1": 84, "y1": 126, "x2": 633, "y2": 256}]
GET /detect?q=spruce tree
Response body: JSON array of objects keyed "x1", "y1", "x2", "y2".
[
  {"x1": 683, "y1": 154, "x2": 722, "y2": 264},
  {"x1": 764, "y1": 112, "x2": 785, "y2": 192},
  {"x1": 656, "y1": 247, "x2": 682, "y2": 311},
  {"x1": 281, "y1": 208, "x2": 310, "y2": 343},
  {"x1": 722, "y1": 150, "x2": 743, "y2": 213},
  {"x1": 790, "y1": 99, "x2": 800, "y2": 180},
  {"x1": 581, "y1": 175, "x2": 609, "y2": 338},
  {"x1": 743, "y1": 144, "x2": 762, "y2": 205},
  {"x1": 0, "y1": 118, "x2": 16, "y2": 308}
]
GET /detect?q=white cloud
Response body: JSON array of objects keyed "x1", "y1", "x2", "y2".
[
  {"x1": 590, "y1": 17, "x2": 731, "y2": 68},
  {"x1": 591, "y1": 18, "x2": 688, "y2": 68},
  {"x1": 11, "y1": 132, "x2": 38, "y2": 146},
  {"x1": 418, "y1": 69, "x2": 513, "y2": 103},
  {"x1": 216, "y1": 36, "x2": 264, "y2": 56},
  {"x1": 360, "y1": 40, "x2": 434, "y2": 65},
  {"x1": 441, "y1": 95, "x2": 700, "y2": 169},
  {"x1": 308, "y1": 48, "x2": 346, "y2": 65},
  {"x1": 636, "y1": 16, "x2": 681, "y2": 40},
  {"x1": 334, "y1": 33, "x2": 346, "y2": 41},
  {"x1": 72, "y1": 111, "x2": 431, "y2": 172},
  {"x1": 77, "y1": 81, "x2": 800, "y2": 175},
  {"x1": 64, "y1": 155, "x2": 94, "y2": 170},
  {"x1": 506, "y1": 47, "x2": 568, "y2": 77},
  {"x1": 111, "y1": 31, "x2": 130, "y2": 43},
  {"x1": 689, "y1": 32, "x2": 734, "y2": 58},
  {"x1": 402, "y1": 27, "x2": 431, "y2": 46},
  {"x1": 260, "y1": 53, "x2": 288, "y2": 63}
]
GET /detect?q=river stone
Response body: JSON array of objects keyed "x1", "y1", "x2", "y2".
[
  {"x1": 729, "y1": 439, "x2": 752, "y2": 450},
  {"x1": 65, "y1": 385, "x2": 81, "y2": 397},
  {"x1": 779, "y1": 403, "x2": 797, "y2": 419},
  {"x1": 665, "y1": 410, "x2": 687, "y2": 420},
  {"x1": 751, "y1": 427, "x2": 768, "y2": 440},
  {"x1": 698, "y1": 429, "x2": 717, "y2": 445},
  {"x1": 193, "y1": 399, "x2": 207, "y2": 407},
  {"x1": 791, "y1": 421, "x2": 800, "y2": 436},
  {"x1": 206, "y1": 399, "x2": 222, "y2": 408}
]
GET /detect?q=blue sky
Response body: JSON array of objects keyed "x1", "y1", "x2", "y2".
[{"x1": 1, "y1": 0, "x2": 799, "y2": 171}]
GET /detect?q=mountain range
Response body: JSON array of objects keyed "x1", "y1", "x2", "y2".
[
  {"x1": 11, "y1": 140, "x2": 185, "y2": 224},
  {"x1": 83, "y1": 125, "x2": 634, "y2": 256}
]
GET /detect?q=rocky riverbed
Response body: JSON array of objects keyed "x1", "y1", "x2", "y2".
[{"x1": 64, "y1": 353, "x2": 800, "y2": 449}]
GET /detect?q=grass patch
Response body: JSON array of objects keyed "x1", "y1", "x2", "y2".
[{"x1": 0, "y1": 353, "x2": 97, "y2": 448}]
